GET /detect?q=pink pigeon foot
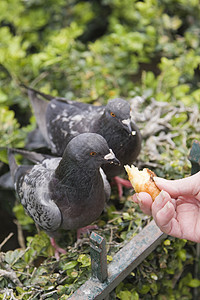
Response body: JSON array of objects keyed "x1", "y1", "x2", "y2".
[
  {"x1": 112, "y1": 176, "x2": 133, "y2": 198},
  {"x1": 76, "y1": 225, "x2": 98, "y2": 240},
  {"x1": 50, "y1": 237, "x2": 67, "y2": 260}
]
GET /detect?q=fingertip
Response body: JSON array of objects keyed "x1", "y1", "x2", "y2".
[
  {"x1": 137, "y1": 192, "x2": 153, "y2": 216},
  {"x1": 132, "y1": 193, "x2": 144, "y2": 207},
  {"x1": 152, "y1": 191, "x2": 174, "y2": 221},
  {"x1": 132, "y1": 193, "x2": 138, "y2": 203},
  {"x1": 137, "y1": 192, "x2": 153, "y2": 201},
  {"x1": 153, "y1": 176, "x2": 165, "y2": 185},
  {"x1": 162, "y1": 201, "x2": 174, "y2": 213},
  {"x1": 154, "y1": 189, "x2": 171, "y2": 204},
  {"x1": 155, "y1": 201, "x2": 175, "y2": 228},
  {"x1": 132, "y1": 192, "x2": 152, "y2": 204},
  {"x1": 153, "y1": 177, "x2": 169, "y2": 191}
]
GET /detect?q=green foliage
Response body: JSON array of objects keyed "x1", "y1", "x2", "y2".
[
  {"x1": 0, "y1": 107, "x2": 35, "y2": 163},
  {"x1": 0, "y1": 0, "x2": 200, "y2": 298},
  {"x1": 0, "y1": 0, "x2": 199, "y2": 103},
  {"x1": 13, "y1": 203, "x2": 35, "y2": 230},
  {"x1": 115, "y1": 238, "x2": 197, "y2": 299},
  {"x1": 0, "y1": 107, "x2": 22, "y2": 146}
]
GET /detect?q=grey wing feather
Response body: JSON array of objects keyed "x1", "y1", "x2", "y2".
[
  {"x1": 100, "y1": 168, "x2": 111, "y2": 201},
  {"x1": 0, "y1": 172, "x2": 14, "y2": 190},
  {"x1": 7, "y1": 147, "x2": 52, "y2": 164},
  {"x1": 26, "y1": 128, "x2": 49, "y2": 150},
  {"x1": 46, "y1": 100, "x2": 104, "y2": 155},
  {"x1": 28, "y1": 90, "x2": 50, "y2": 144},
  {"x1": 17, "y1": 162, "x2": 62, "y2": 232},
  {"x1": 8, "y1": 149, "x2": 18, "y2": 180}
]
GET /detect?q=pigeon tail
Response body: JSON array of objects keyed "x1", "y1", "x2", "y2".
[
  {"x1": 27, "y1": 89, "x2": 50, "y2": 143},
  {"x1": 7, "y1": 149, "x2": 18, "y2": 180},
  {"x1": 5, "y1": 147, "x2": 51, "y2": 164},
  {"x1": 21, "y1": 84, "x2": 54, "y2": 100}
]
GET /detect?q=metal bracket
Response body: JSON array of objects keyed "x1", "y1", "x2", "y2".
[{"x1": 90, "y1": 232, "x2": 108, "y2": 283}]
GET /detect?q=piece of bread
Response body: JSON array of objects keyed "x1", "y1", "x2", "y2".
[{"x1": 124, "y1": 164, "x2": 161, "y2": 201}]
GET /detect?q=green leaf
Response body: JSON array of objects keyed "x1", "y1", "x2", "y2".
[
  {"x1": 188, "y1": 279, "x2": 200, "y2": 288},
  {"x1": 0, "y1": 149, "x2": 8, "y2": 164},
  {"x1": 151, "y1": 273, "x2": 158, "y2": 280},
  {"x1": 138, "y1": 284, "x2": 150, "y2": 294},
  {"x1": 117, "y1": 290, "x2": 133, "y2": 300},
  {"x1": 5, "y1": 249, "x2": 25, "y2": 266},
  {"x1": 77, "y1": 254, "x2": 91, "y2": 267},
  {"x1": 62, "y1": 261, "x2": 78, "y2": 270},
  {"x1": 177, "y1": 249, "x2": 187, "y2": 261},
  {"x1": 164, "y1": 239, "x2": 171, "y2": 246},
  {"x1": 13, "y1": 204, "x2": 35, "y2": 227}
]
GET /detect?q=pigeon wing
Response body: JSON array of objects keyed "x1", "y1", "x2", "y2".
[
  {"x1": 16, "y1": 159, "x2": 62, "y2": 232},
  {"x1": 46, "y1": 99, "x2": 104, "y2": 155}
]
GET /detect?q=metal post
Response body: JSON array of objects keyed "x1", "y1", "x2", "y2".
[{"x1": 90, "y1": 232, "x2": 108, "y2": 283}]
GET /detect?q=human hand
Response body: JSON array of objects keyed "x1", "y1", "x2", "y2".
[{"x1": 132, "y1": 171, "x2": 200, "y2": 242}]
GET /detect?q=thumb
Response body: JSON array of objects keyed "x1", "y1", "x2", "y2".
[{"x1": 154, "y1": 171, "x2": 200, "y2": 198}]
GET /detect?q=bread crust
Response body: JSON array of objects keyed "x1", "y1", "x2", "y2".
[{"x1": 124, "y1": 165, "x2": 161, "y2": 201}]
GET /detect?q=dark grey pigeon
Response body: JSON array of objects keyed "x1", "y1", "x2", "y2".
[
  {"x1": 24, "y1": 86, "x2": 142, "y2": 196},
  {"x1": 8, "y1": 133, "x2": 119, "y2": 259}
]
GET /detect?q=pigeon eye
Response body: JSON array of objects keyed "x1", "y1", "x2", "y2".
[
  {"x1": 90, "y1": 151, "x2": 97, "y2": 156},
  {"x1": 110, "y1": 112, "x2": 116, "y2": 117}
]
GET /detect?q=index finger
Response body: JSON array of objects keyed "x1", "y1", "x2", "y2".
[{"x1": 132, "y1": 192, "x2": 153, "y2": 215}]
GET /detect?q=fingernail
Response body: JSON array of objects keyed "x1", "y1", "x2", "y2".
[
  {"x1": 162, "y1": 201, "x2": 171, "y2": 213},
  {"x1": 153, "y1": 176, "x2": 165, "y2": 184},
  {"x1": 155, "y1": 189, "x2": 167, "y2": 206},
  {"x1": 156, "y1": 189, "x2": 165, "y2": 202},
  {"x1": 159, "y1": 190, "x2": 165, "y2": 197},
  {"x1": 153, "y1": 176, "x2": 158, "y2": 182},
  {"x1": 136, "y1": 194, "x2": 143, "y2": 206}
]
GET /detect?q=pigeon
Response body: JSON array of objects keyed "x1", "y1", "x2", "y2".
[
  {"x1": 24, "y1": 86, "x2": 142, "y2": 196},
  {"x1": 8, "y1": 133, "x2": 120, "y2": 259},
  {"x1": 26, "y1": 127, "x2": 49, "y2": 150}
]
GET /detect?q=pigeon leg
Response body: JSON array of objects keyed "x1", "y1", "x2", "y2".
[
  {"x1": 113, "y1": 176, "x2": 133, "y2": 198},
  {"x1": 50, "y1": 237, "x2": 67, "y2": 260},
  {"x1": 77, "y1": 225, "x2": 98, "y2": 240}
]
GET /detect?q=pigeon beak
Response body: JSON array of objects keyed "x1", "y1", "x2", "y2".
[
  {"x1": 104, "y1": 149, "x2": 120, "y2": 165},
  {"x1": 121, "y1": 118, "x2": 133, "y2": 135}
]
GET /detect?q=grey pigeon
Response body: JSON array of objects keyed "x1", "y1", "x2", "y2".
[
  {"x1": 8, "y1": 133, "x2": 119, "y2": 259},
  {"x1": 25, "y1": 87, "x2": 142, "y2": 184},
  {"x1": 26, "y1": 127, "x2": 49, "y2": 150}
]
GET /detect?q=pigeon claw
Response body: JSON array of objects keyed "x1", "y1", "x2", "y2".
[
  {"x1": 50, "y1": 237, "x2": 67, "y2": 261},
  {"x1": 76, "y1": 225, "x2": 99, "y2": 240},
  {"x1": 112, "y1": 176, "x2": 133, "y2": 198}
]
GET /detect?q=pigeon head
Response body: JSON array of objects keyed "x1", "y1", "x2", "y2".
[
  {"x1": 104, "y1": 98, "x2": 134, "y2": 135},
  {"x1": 56, "y1": 133, "x2": 120, "y2": 177}
]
